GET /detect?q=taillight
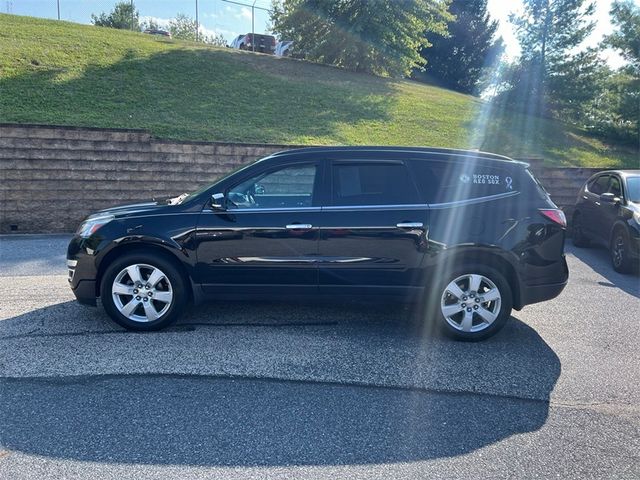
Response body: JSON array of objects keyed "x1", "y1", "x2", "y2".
[{"x1": 539, "y1": 209, "x2": 567, "y2": 228}]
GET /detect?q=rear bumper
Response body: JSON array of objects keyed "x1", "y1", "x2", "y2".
[
  {"x1": 518, "y1": 280, "x2": 568, "y2": 307},
  {"x1": 516, "y1": 254, "x2": 569, "y2": 309}
]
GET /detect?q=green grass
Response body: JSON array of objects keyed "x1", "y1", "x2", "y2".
[{"x1": 1, "y1": 13, "x2": 638, "y2": 167}]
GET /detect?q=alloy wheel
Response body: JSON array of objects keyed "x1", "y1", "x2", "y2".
[
  {"x1": 440, "y1": 274, "x2": 502, "y2": 333},
  {"x1": 111, "y1": 263, "x2": 173, "y2": 323},
  {"x1": 612, "y1": 235, "x2": 625, "y2": 268}
]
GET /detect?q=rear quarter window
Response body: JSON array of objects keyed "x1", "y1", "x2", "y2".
[
  {"x1": 410, "y1": 160, "x2": 519, "y2": 203},
  {"x1": 331, "y1": 161, "x2": 420, "y2": 206}
]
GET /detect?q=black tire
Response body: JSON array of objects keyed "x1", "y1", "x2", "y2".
[
  {"x1": 100, "y1": 252, "x2": 188, "y2": 331},
  {"x1": 428, "y1": 264, "x2": 513, "y2": 341},
  {"x1": 572, "y1": 212, "x2": 591, "y2": 248},
  {"x1": 610, "y1": 227, "x2": 635, "y2": 274}
]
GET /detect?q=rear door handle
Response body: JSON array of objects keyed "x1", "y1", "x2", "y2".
[
  {"x1": 286, "y1": 224, "x2": 313, "y2": 229},
  {"x1": 396, "y1": 222, "x2": 423, "y2": 228}
]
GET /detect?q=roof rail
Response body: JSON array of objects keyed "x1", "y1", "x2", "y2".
[{"x1": 268, "y1": 146, "x2": 519, "y2": 163}]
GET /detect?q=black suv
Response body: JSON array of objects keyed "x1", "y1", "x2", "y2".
[
  {"x1": 572, "y1": 170, "x2": 640, "y2": 273},
  {"x1": 67, "y1": 147, "x2": 569, "y2": 340}
]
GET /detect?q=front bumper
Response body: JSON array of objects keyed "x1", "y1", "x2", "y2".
[
  {"x1": 630, "y1": 235, "x2": 640, "y2": 260},
  {"x1": 71, "y1": 279, "x2": 97, "y2": 306},
  {"x1": 67, "y1": 235, "x2": 100, "y2": 306}
]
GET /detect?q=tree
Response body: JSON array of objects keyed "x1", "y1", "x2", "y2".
[
  {"x1": 605, "y1": 0, "x2": 640, "y2": 72},
  {"x1": 504, "y1": 0, "x2": 600, "y2": 119},
  {"x1": 205, "y1": 33, "x2": 228, "y2": 48},
  {"x1": 140, "y1": 18, "x2": 160, "y2": 31},
  {"x1": 168, "y1": 13, "x2": 227, "y2": 47},
  {"x1": 603, "y1": 0, "x2": 640, "y2": 146},
  {"x1": 91, "y1": 1, "x2": 140, "y2": 31},
  {"x1": 417, "y1": 0, "x2": 503, "y2": 94},
  {"x1": 169, "y1": 13, "x2": 199, "y2": 42},
  {"x1": 270, "y1": 0, "x2": 452, "y2": 77}
]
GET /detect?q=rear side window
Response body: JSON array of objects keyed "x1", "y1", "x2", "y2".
[
  {"x1": 588, "y1": 175, "x2": 610, "y2": 195},
  {"x1": 331, "y1": 162, "x2": 419, "y2": 206},
  {"x1": 410, "y1": 160, "x2": 518, "y2": 203}
]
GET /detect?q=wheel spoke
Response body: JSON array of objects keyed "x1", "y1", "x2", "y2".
[
  {"x1": 120, "y1": 298, "x2": 140, "y2": 317},
  {"x1": 126, "y1": 265, "x2": 142, "y2": 285},
  {"x1": 468, "y1": 274, "x2": 482, "y2": 293},
  {"x1": 476, "y1": 306, "x2": 498, "y2": 324},
  {"x1": 153, "y1": 291, "x2": 173, "y2": 304},
  {"x1": 146, "y1": 268, "x2": 165, "y2": 288},
  {"x1": 482, "y1": 288, "x2": 500, "y2": 303},
  {"x1": 143, "y1": 301, "x2": 160, "y2": 321},
  {"x1": 460, "y1": 310, "x2": 474, "y2": 332},
  {"x1": 113, "y1": 263, "x2": 174, "y2": 323},
  {"x1": 442, "y1": 303, "x2": 464, "y2": 317},
  {"x1": 112, "y1": 282, "x2": 134, "y2": 296},
  {"x1": 446, "y1": 282, "x2": 465, "y2": 300}
]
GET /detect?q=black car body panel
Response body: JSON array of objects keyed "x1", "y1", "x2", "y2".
[
  {"x1": 68, "y1": 147, "x2": 568, "y2": 313},
  {"x1": 573, "y1": 170, "x2": 640, "y2": 262}
]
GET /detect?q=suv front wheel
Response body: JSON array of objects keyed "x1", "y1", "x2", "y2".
[
  {"x1": 100, "y1": 253, "x2": 188, "y2": 331},
  {"x1": 432, "y1": 265, "x2": 512, "y2": 341},
  {"x1": 610, "y1": 227, "x2": 634, "y2": 274}
]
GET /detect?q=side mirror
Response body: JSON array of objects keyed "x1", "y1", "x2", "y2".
[
  {"x1": 599, "y1": 193, "x2": 619, "y2": 204},
  {"x1": 211, "y1": 193, "x2": 226, "y2": 210}
]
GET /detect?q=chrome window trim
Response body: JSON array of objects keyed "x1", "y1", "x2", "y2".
[
  {"x1": 199, "y1": 192, "x2": 519, "y2": 214},
  {"x1": 322, "y1": 204, "x2": 428, "y2": 212}
]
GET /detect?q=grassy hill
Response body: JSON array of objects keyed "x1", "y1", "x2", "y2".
[{"x1": 0, "y1": 13, "x2": 637, "y2": 167}]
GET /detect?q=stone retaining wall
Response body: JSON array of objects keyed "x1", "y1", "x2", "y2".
[
  {"x1": 0, "y1": 124, "x2": 602, "y2": 233},
  {"x1": 0, "y1": 124, "x2": 292, "y2": 233}
]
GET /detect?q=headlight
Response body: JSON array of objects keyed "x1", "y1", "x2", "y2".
[
  {"x1": 634, "y1": 211, "x2": 640, "y2": 225},
  {"x1": 77, "y1": 214, "x2": 114, "y2": 238}
]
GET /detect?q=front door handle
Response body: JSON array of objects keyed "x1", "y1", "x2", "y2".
[
  {"x1": 286, "y1": 224, "x2": 313, "y2": 229},
  {"x1": 397, "y1": 222, "x2": 424, "y2": 228}
]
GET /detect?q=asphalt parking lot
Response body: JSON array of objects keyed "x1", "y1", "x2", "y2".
[{"x1": 0, "y1": 235, "x2": 638, "y2": 479}]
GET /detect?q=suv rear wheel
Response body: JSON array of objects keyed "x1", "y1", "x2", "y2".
[
  {"x1": 100, "y1": 253, "x2": 188, "y2": 331},
  {"x1": 432, "y1": 265, "x2": 512, "y2": 341}
]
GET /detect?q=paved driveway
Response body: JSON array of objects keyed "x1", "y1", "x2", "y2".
[{"x1": 0, "y1": 235, "x2": 638, "y2": 479}]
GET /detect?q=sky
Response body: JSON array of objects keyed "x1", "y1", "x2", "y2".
[
  {"x1": 487, "y1": 0, "x2": 637, "y2": 69},
  {"x1": 4, "y1": 0, "x2": 638, "y2": 68}
]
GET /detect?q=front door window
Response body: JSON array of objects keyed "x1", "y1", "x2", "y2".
[{"x1": 228, "y1": 164, "x2": 317, "y2": 210}]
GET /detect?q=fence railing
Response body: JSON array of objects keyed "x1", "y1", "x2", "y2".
[{"x1": 2, "y1": 0, "x2": 273, "y2": 46}]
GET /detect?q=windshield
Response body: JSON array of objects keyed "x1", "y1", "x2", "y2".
[{"x1": 627, "y1": 176, "x2": 640, "y2": 202}]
